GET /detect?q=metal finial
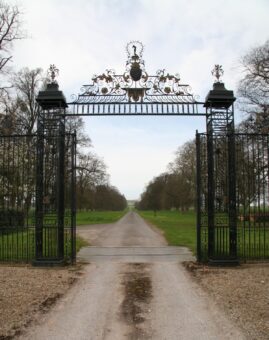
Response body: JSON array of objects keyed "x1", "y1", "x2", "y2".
[
  {"x1": 47, "y1": 64, "x2": 59, "y2": 83},
  {"x1": 126, "y1": 41, "x2": 144, "y2": 59},
  {"x1": 211, "y1": 64, "x2": 224, "y2": 83}
]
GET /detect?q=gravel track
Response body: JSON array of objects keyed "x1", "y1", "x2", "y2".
[{"x1": 17, "y1": 211, "x2": 245, "y2": 340}]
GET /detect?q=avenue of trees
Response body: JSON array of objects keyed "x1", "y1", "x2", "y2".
[
  {"x1": 137, "y1": 39, "x2": 269, "y2": 212},
  {"x1": 136, "y1": 140, "x2": 196, "y2": 212},
  {"x1": 0, "y1": 1, "x2": 127, "y2": 213}
]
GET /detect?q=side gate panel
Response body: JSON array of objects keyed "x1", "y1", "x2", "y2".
[
  {"x1": 196, "y1": 132, "x2": 269, "y2": 263},
  {"x1": 236, "y1": 134, "x2": 269, "y2": 261},
  {"x1": 0, "y1": 135, "x2": 36, "y2": 262}
]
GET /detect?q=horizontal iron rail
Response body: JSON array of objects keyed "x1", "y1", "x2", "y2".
[{"x1": 66, "y1": 102, "x2": 207, "y2": 116}]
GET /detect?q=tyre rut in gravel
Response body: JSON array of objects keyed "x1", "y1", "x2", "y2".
[{"x1": 121, "y1": 263, "x2": 153, "y2": 339}]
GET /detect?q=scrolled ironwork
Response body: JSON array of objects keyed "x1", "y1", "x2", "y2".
[{"x1": 70, "y1": 41, "x2": 197, "y2": 105}]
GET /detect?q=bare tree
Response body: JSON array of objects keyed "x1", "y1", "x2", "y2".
[
  {"x1": 65, "y1": 116, "x2": 91, "y2": 149},
  {"x1": 0, "y1": 1, "x2": 25, "y2": 89},
  {"x1": 137, "y1": 139, "x2": 196, "y2": 211},
  {"x1": 237, "y1": 39, "x2": 269, "y2": 132},
  {"x1": 76, "y1": 152, "x2": 108, "y2": 210},
  {"x1": 12, "y1": 67, "x2": 44, "y2": 134},
  {"x1": 94, "y1": 185, "x2": 127, "y2": 211},
  {"x1": 0, "y1": 90, "x2": 17, "y2": 134}
]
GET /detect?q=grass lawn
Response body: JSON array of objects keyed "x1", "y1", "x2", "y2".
[
  {"x1": 0, "y1": 210, "x2": 127, "y2": 261},
  {"x1": 76, "y1": 210, "x2": 127, "y2": 225},
  {"x1": 0, "y1": 230, "x2": 89, "y2": 261},
  {"x1": 138, "y1": 210, "x2": 196, "y2": 254}
]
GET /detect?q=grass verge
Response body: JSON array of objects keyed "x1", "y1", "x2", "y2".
[
  {"x1": 76, "y1": 235, "x2": 89, "y2": 251},
  {"x1": 138, "y1": 210, "x2": 196, "y2": 253},
  {"x1": 76, "y1": 210, "x2": 127, "y2": 225}
]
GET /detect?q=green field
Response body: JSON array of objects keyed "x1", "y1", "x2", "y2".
[
  {"x1": 76, "y1": 210, "x2": 127, "y2": 225},
  {"x1": 0, "y1": 228, "x2": 88, "y2": 261},
  {"x1": 2, "y1": 209, "x2": 198, "y2": 261},
  {"x1": 138, "y1": 210, "x2": 196, "y2": 253},
  {"x1": 137, "y1": 210, "x2": 269, "y2": 260}
]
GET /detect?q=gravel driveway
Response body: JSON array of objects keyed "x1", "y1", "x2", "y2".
[{"x1": 17, "y1": 211, "x2": 245, "y2": 340}]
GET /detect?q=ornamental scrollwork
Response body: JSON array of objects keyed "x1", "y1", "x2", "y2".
[
  {"x1": 149, "y1": 69, "x2": 186, "y2": 96},
  {"x1": 72, "y1": 42, "x2": 197, "y2": 103}
]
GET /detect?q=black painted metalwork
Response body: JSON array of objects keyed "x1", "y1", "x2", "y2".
[
  {"x1": 0, "y1": 135, "x2": 36, "y2": 261},
  {"x1": 0, "y1": 133, "x2": 76, "y2": 263},
  {"x1": 196, "y1": 131, "x2": 202, "y2": 262},
  {"x1": 196, "y1": 132, "x2": 269, "y2": 262},
  {"x1": 203, "y1": 77, "x2": 238, "y2": 264},
  {"x1": 1, "y1": 43, "x2": 268, "y2": 266},
  {"x1": 68, "y1": 41, "x2": 204, "y2": 116},
  {"x1": 68, "y1": 102, "x2": 206, "y2": 116},
  {"x1": 33, "y1": 74, "x2": 76, "y2": 265}
]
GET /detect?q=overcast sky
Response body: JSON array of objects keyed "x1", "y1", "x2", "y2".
[{"x1": 12, "y1": 0, "x2": 269, "y2": 199}]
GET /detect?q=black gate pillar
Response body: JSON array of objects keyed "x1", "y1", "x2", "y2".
[
  {"x1": 204, "y1": 66, "x2": 238, "y2": 265},
  {"x1": 34, "y1": 66, "x2": 68, "y2": 265}
]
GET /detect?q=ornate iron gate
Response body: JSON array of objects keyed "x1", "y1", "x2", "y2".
[
  {"x1": 0, "y1": 134, "x2": 36, "y2": 261},
  {"x1": 1, "y1": 41, "x2": 268, "y2": 265},
  {"x1": 0, "y1": 131, "x2": 76, "y2": 263},
  {"x1": 197, "y1": 132, "x2": 269, "y2": 262}
]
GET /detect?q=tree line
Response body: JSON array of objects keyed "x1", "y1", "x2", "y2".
[
  {"x1": 136, "y1": 39, "x2": 269, "y2": 212},
  {"x1": 136, "y1": 140, "x2": 196, "y2": 211},
  {"x1": 0, "y1": 1, "x2": 127, "y2": 213}
]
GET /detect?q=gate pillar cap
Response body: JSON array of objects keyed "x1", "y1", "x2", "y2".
[
  {"x1": 204, "y1": 82, "x2": 236, "y2": 109},
  {"x1": 36, "y1": 83, "x2": 68, "y2": 110}
]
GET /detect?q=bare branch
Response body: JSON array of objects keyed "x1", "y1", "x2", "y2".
[
  {"x1": 0, "y1": 1, "x2": 25, "y2": 83},
  {"x1": 237, "y1": 39, "x2": 269, "y2": 131}
]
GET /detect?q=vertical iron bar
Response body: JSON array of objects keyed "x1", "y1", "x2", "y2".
[
  {"x1": 71, "y1": 132, "x2": 77, "y2": 263},
  {"x1": 57, "y1": 115, "x2": 65, "y2": 259},
  {"x1": 35, "y1": 110, "x2": 44, "y2": 259},
  {"x1": 228, "y1": 128, "x2": 237, "y2": 259},
  {"x1": 206, "y1": 108, "x2": 215, "y2": 259},
  {"x1": 196, "y1": 131, "x2": 202, "y2": 262}
]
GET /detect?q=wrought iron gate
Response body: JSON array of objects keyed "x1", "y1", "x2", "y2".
[
  {"x1": 0, "y1": 134, "x2": 36, "y2": 261},
  {"x1": 196, "y1": 132, "x2": 269, "y2": 262},
  {"x1": 0, "y1": 132, "x2": 76, "y2": 263},
  {"x1": 1, "y1": 42, "x2": 268, "y2": 265}
]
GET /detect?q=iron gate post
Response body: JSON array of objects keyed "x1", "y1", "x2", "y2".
[
  {"x1": 34, "y1": 70, "x2": 68, "y2": 266},
  {"x1": 204, "y1": 75, "x2": 238, "y2": 265}
]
